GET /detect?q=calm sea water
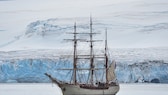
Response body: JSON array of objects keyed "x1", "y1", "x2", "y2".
[{"x1": 0, "y1": 83, "x2": 168, "y2": 95}]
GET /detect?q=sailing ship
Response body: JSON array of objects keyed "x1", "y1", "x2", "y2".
[{"x1": 45, "y1": 17, "x2": 119, "y2": 95}]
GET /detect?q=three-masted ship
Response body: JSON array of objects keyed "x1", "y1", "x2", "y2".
[{"x1": 45, "y1": 17, "x2": 119, "y2": 95}]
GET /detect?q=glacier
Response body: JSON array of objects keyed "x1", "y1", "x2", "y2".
[
  {"x1": 0, "y1": 49, "x2": 168, "y2": 83},
  {"x1": 0, "y1": 0, "x2": 168, "y2": 84},
  {"x1": 116, "y1": 60, "x2": 168, "y2": 83}
]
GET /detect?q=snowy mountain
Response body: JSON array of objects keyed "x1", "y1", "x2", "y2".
[{"x1": 0, "y1": 0, "x2": 168, "y2": 50}]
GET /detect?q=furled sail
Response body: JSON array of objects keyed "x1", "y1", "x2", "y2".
[{"x1": 107, "y1": 60, "x2": 116, "y2": 82}]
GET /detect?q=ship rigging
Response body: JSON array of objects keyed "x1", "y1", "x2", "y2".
[{"x1": 45, "y1": 17, "x2": 119, "y2": 95}]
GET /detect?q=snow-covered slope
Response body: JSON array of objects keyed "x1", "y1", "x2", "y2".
[{"x1": 0, "y1": 0, "x2": 168, "y2": 50}]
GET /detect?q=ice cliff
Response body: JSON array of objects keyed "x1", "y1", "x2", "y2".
[
  {"x1": 116, "y1": 60, "x2": 168, "y2": 83},
  {"x1": 0, "y1": 49, "x2": 168, "y2": 83}
]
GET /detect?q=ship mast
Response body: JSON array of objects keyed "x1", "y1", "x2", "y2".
[
  {"x1": 90, "y1": 16, "x2": 94, "y2": 85},
  {"x1": 105, "y1": 29, "x2": 108, "y2": 84},
  {"x1": 73, "y1": 22, "x2": 77, "y2": 85},
  {"x1": 65, "y1": 22, "x2": 86, "y2": 85}
]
